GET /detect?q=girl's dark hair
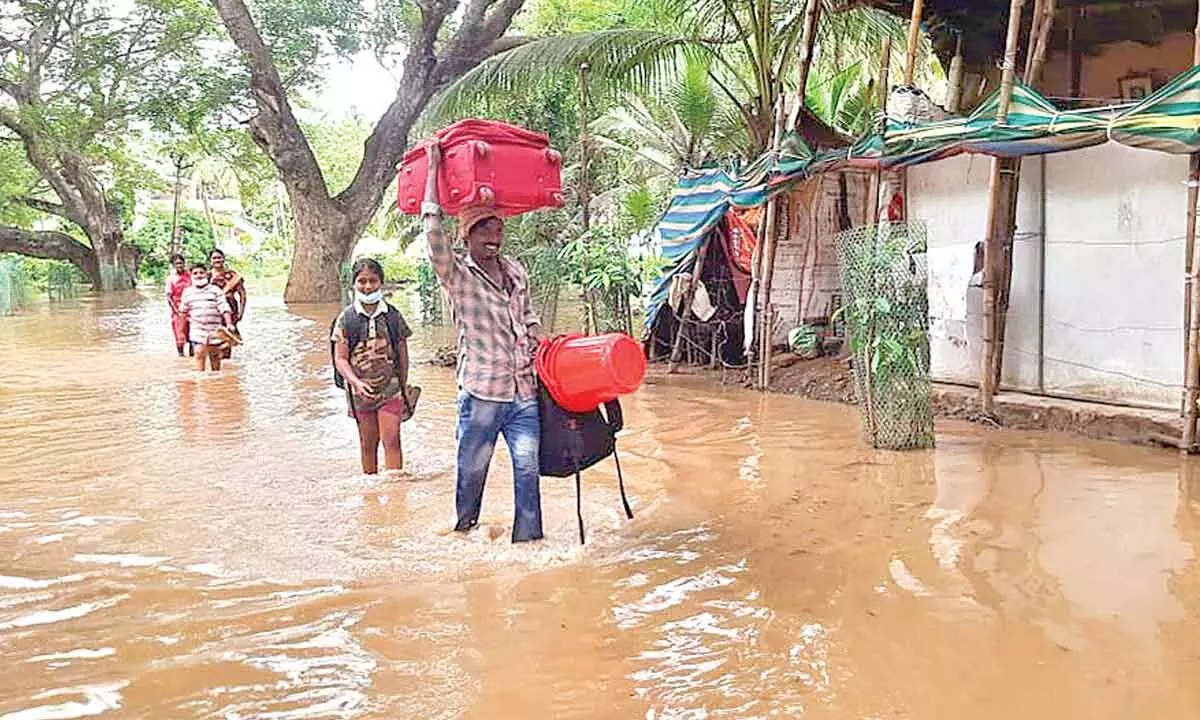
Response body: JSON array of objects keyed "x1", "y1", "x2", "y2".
[
  {"x1": 191, "y1": 262, "x2": 208, "y2": 271},
  {"x1": 210, "y1": 248, "x2": 225, "y2": 259},
  {"x1": 169, "y1": 253, "x2": 185, "y2": 264},
  {"x1": 351, "y1": 257, "x2": 385, "y2": 283}
]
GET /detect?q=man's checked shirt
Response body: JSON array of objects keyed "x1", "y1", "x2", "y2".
[{"x1": 425, "y1": 219, "x2": 542, "y2": 402}]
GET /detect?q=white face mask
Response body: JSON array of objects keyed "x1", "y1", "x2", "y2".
[
  {"x1": 355, "y1": 288, "x2": 383, "y2": 305},
  {"x1": 193, "y1": 277, "x2": 209, "y2": 288}
]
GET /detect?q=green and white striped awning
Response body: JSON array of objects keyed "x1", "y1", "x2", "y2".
[{"x1": 646, "y1": 64, "x2": 1200, "y2": 333}]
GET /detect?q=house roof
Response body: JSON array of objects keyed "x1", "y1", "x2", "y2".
[
  {"x1": 848, "y1": 0, "x2": 1198, "y2": 68},
  {"x1": 797, "y1": 105, "x2": 852, "y2": 149}
]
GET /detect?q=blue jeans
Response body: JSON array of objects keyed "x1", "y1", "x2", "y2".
[{"x1": 455, "y1": 392, "x2": 543, "y2": 542}]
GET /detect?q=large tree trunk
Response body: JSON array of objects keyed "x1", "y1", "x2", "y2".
[
  {"x1": 284, "y1": 200, "x2": 365, "y2": 303},
  {"x1": 89, "y1": 230, "x2": 139, "y2": 290},
  {"x1": 214, "y1": 0, "x2": 528, "y2": 303},
  {"x1": 0, "y1": 121, "x2": 140, "y2": 291}
]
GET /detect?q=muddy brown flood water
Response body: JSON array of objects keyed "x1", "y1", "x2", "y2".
[{"x1": 2, "y1": 292, "x2": 1200, "y2": 719}]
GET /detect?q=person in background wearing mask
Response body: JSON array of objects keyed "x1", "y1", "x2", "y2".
[
  {"x1": 421, "y1": 141, "x2": 545, "y2": 543},
  {"x1": 178, "y1": 263, "x2": 235, "y2": 372},
  {"x1": 331, "y1": 258, "x2": 417, "y2": 474},
  {"x1": 166, "y1": 253, "x2": 193, "y2": 357}
]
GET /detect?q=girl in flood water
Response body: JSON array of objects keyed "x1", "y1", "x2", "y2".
[
  {"x1": 209, "y1": 248, "x2": 246, "y2": 358},
  {"x1": 331, "y1": 258, "x2": 419, "y2": 474},
  {"x1": 166, "y1": 253, "x2": 193, "y2": 357}
]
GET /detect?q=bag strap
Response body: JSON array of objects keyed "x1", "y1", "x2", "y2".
[
  {"x1": 574, "y1": 466, "x2": 586, "y2": 545},
  {"x1": 602, "y1": 399, "x2": 624, "y2": 433},
  {"x1": 339, "y1": 306, "x2": 364, "y2": 424},
  {"x1": 343, "y1": 306, "x2": 363, "y2": 355},
  {"x1": 383, "y1": 307, "x2": 404, "y2": 375},
  {"x1": 613, "y1": 445, "x2": 633, "y2": 520}
]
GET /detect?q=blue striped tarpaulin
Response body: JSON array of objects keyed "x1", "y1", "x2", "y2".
[{"x1": 644, "y1": 168, "x2": 737, "y2": 333}]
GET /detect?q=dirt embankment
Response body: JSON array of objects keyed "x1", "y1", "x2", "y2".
[{"x1": 704, "y1": 354, "x2": 1184, "y2": 447}]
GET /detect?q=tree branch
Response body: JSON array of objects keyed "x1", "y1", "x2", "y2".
[
  {"x1": 0, "y1": 108, "x2": 90, "y2": 228},
  {"x1": 17, "y1": 196, "x2": 70, "y2": 218},
  {"x1": 335, "y1": 0, "x2": 465, "y2": 218},
  {"x1": 0, "y1": 224, "x2": 97, "y2": 279},
  {"x1": 434, "y1": 0, "x2": 525, "y2": 84},
  {"x1": 212, "y1": 0, "x2": 332, "y2": 205},
  {"x1": 481, "y1": 34, "x2": 530, "y2": 59},
  {"x1": 0, "y1": 75, "x2": 27, "y2": 103}
]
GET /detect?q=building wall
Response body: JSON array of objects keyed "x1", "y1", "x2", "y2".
[
  {"x1": 1042, "y1": 32, "x2": 1193, "y2": 102},
  {"x1": 768, "y1": 171, "x2": 871, "y2": 344},
  {"x1": 909, "y1": 144, "x2": 1188, "y2": 409}
]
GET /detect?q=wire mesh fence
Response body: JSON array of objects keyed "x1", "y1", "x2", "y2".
[
  {"x1": 0, "y1": 256, "x2": 29, "y2": 316},
  {"x1": 837, "y1": 221, "x2": 934, "y2": 450}
]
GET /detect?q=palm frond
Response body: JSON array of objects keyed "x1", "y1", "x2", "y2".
[
  {"x1": 427, "y1": 30, "x2": 709, "y2": 123},
  {"x1": 671, "y1": 56, "x2": 717, "y2": 142}
]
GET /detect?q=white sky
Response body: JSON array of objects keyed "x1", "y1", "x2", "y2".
[{"x1": 304, "y1": 52, "x2": 400, "y2": 120}]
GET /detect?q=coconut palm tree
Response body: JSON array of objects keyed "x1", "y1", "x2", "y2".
[
  {"x1": 430, "y1": 0, "x2": 936, "y2": 155},
  {"x1": 591, "y1": 56, "x2": 748, "y2": 174}
]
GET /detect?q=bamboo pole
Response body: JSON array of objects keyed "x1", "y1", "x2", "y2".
[
  {"x1": 1068, "y1": 7, "x2": 1082, "y2": 100},
  {"x1": 756, "y1": 94, "x2": 788, "y2": 389},
  {"x1": 1023, "y1": 0, "x2": 1055, "y2": 85},
  {"x1": 991, "y1": 0, "x2": 1056, "y2": 389},
  {"x1": 903, "y1": 0, "x2": 925, "y2": 85},
  {"x1": 578, "y1": 63, "x2": 592, "y2": 233},
  {"x1": 759, "y1": 0, "x2": 823, "y2": 390},
  {"x1": 1184, "y1": 154, "x2": 1199, "y2": 420},
  {"x1": 578, "y1": 63, "x2": 594, "y2": 334},
  {"x1": 1180, "y1": 1, "x2": 1200, "y2": 450},
  {"x1": 869, "y1": 37, "x2": 893, "y2": 227},
  {"x1": 946, "y1": 34, "x2": 965, "y2": 113},
  {"x1": 794, "y1": 0, "x2": 822, "y2": 120},
  {"x1": 1183, "y1": 14, "x2": 1200, "y2": 418},
  {"x1": 980, "y1": 0, "x2": 1026, "y2": 416}
]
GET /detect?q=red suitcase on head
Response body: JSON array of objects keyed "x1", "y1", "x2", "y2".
[{"x1": 397, "y1": 119, "x2": 565, "y2": 217}]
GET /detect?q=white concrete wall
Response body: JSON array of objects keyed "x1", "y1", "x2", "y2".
[
  {"x1": 910, "y1": 154, "x2": 1041, "y2": 391},
  {"x1": 1042, "y1": 145, "x2": 1187, "y2": 407},
  {"x1": 909, "y1": 145, "x2": 1188, "y2": 409}
]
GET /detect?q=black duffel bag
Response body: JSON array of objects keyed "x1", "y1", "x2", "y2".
[{"x1": 537, "y1": 385, "x2": 634, "y2": 543}]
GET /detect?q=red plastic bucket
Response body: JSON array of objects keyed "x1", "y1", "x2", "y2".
[{"x1": 536, "y1": 333, "x2": 647, "y2": 412}]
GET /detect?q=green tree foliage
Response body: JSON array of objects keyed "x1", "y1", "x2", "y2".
[
  {"x1": 0, "y1": 0, "x2": 221, "y2": 289},
  {"x1": 434, "y1": 0, "x2": 935, "y2": 154},
  {"x1": 130, "y1": 208, "x2": 216, "y2": 282}
]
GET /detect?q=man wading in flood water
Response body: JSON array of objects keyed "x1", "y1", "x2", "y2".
[{"x1": 421, "y1": 142, "x2": 545, "y2": 543}]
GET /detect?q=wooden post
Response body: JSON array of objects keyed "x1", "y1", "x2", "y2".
[
  {"x1": 990, "y1": 0, "x2": 1056, "y2": 389},
  {"x1": 794, "y1": 0, "x2": 822, "y2": 121},
  {"x1": 668, "y1": 234, "x2": 713, "y2": 373},
  {"x1": 1068, "y1": 7, "x2": 1082, "y2": 100},
  {"x1": 946, "y1": 34, "x2": 965, "y2": 113},
  {"x1": 980, "y1": 0, "x2": 1026, "y2": 416},
  {"x1": 756, "y1": 95, "x2": 788, "y2": 389},
  {"x1": 903, "y1": 0, "x2": 925, "y2": 85},
  {"x1": 1180, "y1": 1, "x2": 1200, "y2": 449},
  {"x1": 869, "y1": 37, "x2": 893, "y2": 226},
  {"x1": 578, "y1": 63, "x2": 592, "y2": 234}
]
